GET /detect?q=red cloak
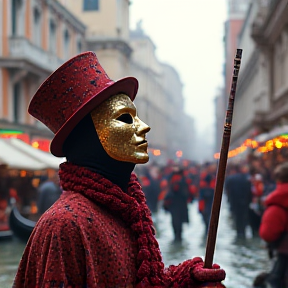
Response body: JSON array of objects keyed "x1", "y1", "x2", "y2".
[{"x1": 13, "y1": 162, "x2": 225, "y2": 288}]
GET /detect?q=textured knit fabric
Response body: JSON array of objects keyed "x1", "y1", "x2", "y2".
[{"x1": 13, "y1": 162, "x2": 225, "y2": 288}]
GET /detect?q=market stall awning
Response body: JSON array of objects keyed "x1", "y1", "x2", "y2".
[
  {"x1": 254, "y1": 125, "x2": 288, "y2": 144},
  {"x1": 8, "y1": 138, "x2": 65, "y2": 170},
  {"x1": 0, "y1": 138, "x2": 48, "y2": 170},
  {"x1": 267, "y1": 125, "x2": 288, "y2": 140},
  {"x1": 254, "y1": 132, "x2": 270, "y2": 143}
]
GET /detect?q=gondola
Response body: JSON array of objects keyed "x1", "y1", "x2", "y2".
[{"x1": 9, "y1": 206, "x2": 36, "y2": 242}]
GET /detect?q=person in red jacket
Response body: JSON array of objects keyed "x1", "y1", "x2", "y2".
[
  {"x1": 198, "y1": 163, "x2": 216, "y2": 236},
  {"x1": 259, "y1": 162, "x2": 288, "y2": 288},
  {"x1": 13, "y1": 52, "x2": 226, "y2": 288}
]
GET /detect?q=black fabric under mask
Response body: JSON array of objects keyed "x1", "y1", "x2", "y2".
[{"x1": 63, "y1": 113, "x2": 135, "y2": 192}]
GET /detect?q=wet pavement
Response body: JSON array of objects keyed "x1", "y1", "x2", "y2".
[{"x1": 0, "y1": 195, "x2": 270, "y2": 287}]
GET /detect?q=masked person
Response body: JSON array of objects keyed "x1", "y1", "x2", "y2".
[{"x1": 13, "y1": 52, "x2": 226, "y2": 288}]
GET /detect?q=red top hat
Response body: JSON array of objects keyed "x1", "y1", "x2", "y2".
[{"x1": 28, "y1": 51, "x2": 138, "y2": 157}]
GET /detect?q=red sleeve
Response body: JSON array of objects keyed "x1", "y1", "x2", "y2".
[{"x1": 259, "y1": 205, "x2": 288, "y2": 242}]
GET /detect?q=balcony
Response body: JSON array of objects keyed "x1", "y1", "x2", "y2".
[
  {"x1": 6, "y1": 36, "x2": 64, "y2": 73},
  {"x1": 251, "y1": 0, "x2": 284, "y2": 45}
]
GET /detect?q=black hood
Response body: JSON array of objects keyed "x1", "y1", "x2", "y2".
[{"x1": 63, "y1": 113, "x2": 135, "y2": 192}]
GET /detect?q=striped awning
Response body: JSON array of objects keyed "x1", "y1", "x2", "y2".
[{"x1": 0, "y1": 138, "x2": 65, "y2": 170}]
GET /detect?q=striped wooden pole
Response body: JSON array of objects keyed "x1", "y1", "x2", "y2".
[{"x1": 204, "y1": 49, "x2": 243, "y2": 268}]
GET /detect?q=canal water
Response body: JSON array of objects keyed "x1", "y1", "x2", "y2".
[{"x1": 0, "y1": 196, "x2": 270, "y2": 288}]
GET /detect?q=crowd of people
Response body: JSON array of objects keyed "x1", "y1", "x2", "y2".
[
  {"x1": 136, "y1": 157, "x2": 288, "y2": 287},
  {"x1": 136, "y1": 160, "x2": 217, "y2": 242}
]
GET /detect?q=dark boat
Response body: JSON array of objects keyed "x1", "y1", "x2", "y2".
[{"x1": 9, "y1": 206, "x2": 36, "y2": 242}]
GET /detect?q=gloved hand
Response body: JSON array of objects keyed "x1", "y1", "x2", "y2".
[{"x1": 166, "y1": 257, "x2": 226, "y2": 288}]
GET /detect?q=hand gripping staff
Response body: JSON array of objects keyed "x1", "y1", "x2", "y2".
[{"x1": 204, "y1": 49, "x2": 243, "y2": 269}]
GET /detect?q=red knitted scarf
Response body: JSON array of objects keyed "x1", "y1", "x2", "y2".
[{"x1": 59, "y1": 162, "x2": 167, "y2": 287}]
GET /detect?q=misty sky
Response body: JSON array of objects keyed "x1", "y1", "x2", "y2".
[{"x1": 130, "y1": 0, "x2": 228, "y2": 160}]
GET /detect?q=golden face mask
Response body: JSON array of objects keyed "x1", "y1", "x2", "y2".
[{"x1": 90, "y1": 94, "x2": 151, "y2": 164}]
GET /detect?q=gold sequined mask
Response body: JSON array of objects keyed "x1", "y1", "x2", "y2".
[{"x1": 90, "y1": 94, "x2": 151, "y2": 164}]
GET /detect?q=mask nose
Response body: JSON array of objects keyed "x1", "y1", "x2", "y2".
[{"x1": 135, "y1": 117, "x2": 150, "y2": 135}]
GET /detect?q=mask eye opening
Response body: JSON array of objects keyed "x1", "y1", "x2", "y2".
[{"x1": 116, "y1": 113, "x2": 133, "y2": 124}]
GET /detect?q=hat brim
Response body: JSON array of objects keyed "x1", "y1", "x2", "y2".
[{"x1": 50, "y1": 77, "x2": 138, "y2": 157}]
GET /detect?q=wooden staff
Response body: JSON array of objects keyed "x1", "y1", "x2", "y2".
[{"x1": 204, "y1": 48, "x2": 243, "y2": 268}]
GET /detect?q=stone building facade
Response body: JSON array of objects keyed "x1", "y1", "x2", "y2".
[
  {"x1": 215, "y1": 0, "x2": 251, "y2": 153},
  {"x1": 0, "y1": 0, "x2": 86, "y2": 149},
  {"x1": 59, "y1": 0, "x2": 132, "y2": 80},
  {"x1": 229, "y1": 0, "x2": 288, "y2": 149},
  {"x1": 130, "y1": 25, "x2": 195, "y2": 161},
  {"x1": 0, "y1": 0, "x2": 194, "y2": 162}
]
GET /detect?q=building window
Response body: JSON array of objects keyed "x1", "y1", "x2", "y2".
[
  {"x1": 77, "y1": 40, "x2": 82, "y2": 54},
  {"x1": 12, "y1": 0, "x2": 22, "y2": 36},
  {"x1": 228, "y1": 0, "x2": 250, "y2": 14},
  {"x1": 83, "y1": 0, "x2": 99, "y2": 11},
  {"x1": 49, "y1": 20, "x2": 57, "y2": 53},
  {"x1": 13, "y1": 83, "x2": 21, "y2": 123},
  {"x1": 63, "y1": 29, "x2": 70, "y2": 58},
  {"x1": 33, "y1": 8, "x2": 41, "y2": 47}
]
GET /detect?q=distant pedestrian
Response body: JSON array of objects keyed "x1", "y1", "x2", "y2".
[
  {"x1": 198, "y1": 163, "x2": 216, "y2": 236},
  {"x1": 225, "y1": 164, "x2": 252, "y2": 240},
  {"x1": 225, "y1": 164, "x2": 238, "y2": 213},
  {"x1": 183, "y1": 165, "x2": 199, "y2": 204},
  {"x1": 249, "y1": 172, "x2": 264, "y2": 237},
  {"x1": 37, "y1": 173, "x2": 62, "y2": 215},
  {"x1": 163, "y1": 165, "x2": 189, "y2": 243},
  {"x1": 140, "y1": 164, "x2": 161, "y2": 217}
]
